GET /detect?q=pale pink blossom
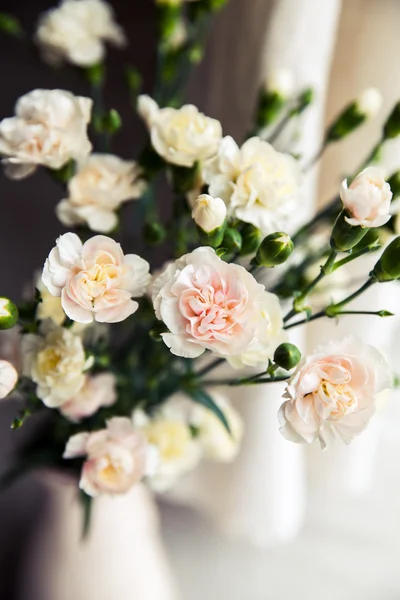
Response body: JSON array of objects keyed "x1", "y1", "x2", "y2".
[
  {"x1": 278, "y1": 336, "x2": 391, "y2": 448},
  {"x1": 60, "y1": 373, "x2": 117, "y2": 421},
  {"x1": 42, "y1": 233, "x2": 150, "y2": 324},
  {"x1": 0, "y1": 360, "x2": 18, "y2": 399},
  {"x1": 63, "y1": 417, "x2": 149, "y2": 496},
  {"x1": 151, "y1": 246, "x2": 284, "y2": 361},
  {"x1": 340, "y1": 167, "x2": 392, "y2": 228}
]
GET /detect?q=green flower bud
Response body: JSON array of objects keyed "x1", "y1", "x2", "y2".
[
  {"x1": 0, "y1": 298, "x2": 18, "y2": 330},
  {"x1": 291, "y1": 87, "x2": 314, "y2": 116},
  {"x1": 273, "y1": 343, "x2": 302, "y2": 371},
  {"x1": 222, "y1": 228, "x2": 242, "y2": 253},
  {"x1": 144, "y1": 222, "x2": 167, "y2": 245},
  {"x1": 156, "y1": 4, "x2": 182, "y2": 40},
  {"x1": 326, "y1": 88, "x2": 382, "y2": 142},
  {"x1": 84, "y1": 62, "x2": 105, "y2": 86},
  {"x1": 103, "y1": 109, "x2": 122, "y2": 134},
  {"x1": 196, "y1": 224, "x2": 225, "y2": 248},
  {"x1": 125, "y1": 66, "x2": 142, "y2": 95},
  {"x1": 255, "y1": 232, "x2": 294, "y2": 267},
  {"x1": 255, "y1": 90, "x2": 285, "y2": 129},
  {"x1": 330, "y1": 210, "x2": 368, "y2": 252},
  {"x1": 372, "y1": 236, "x2": 400, "y2": 282},
  {"x1": 351, "y1": 228, "x2": 381, "y2": 252},
  {"x1": 240, "y1": 223, "x2": 263, "y2": 256},
  {"x1": 384, "y1": 101, "x2": 400, "y2": 139},
  {"x1": 0, "y1": 12, "x2": 24, "y2": 38}
]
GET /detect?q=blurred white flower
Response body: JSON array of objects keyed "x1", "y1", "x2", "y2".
[
  {"x1": 356, "y1": 88, "x2": 383, "y2": 119},
  {"x1": 22, "y1": 322, "x2": 92, "y2": 408},
  {"x1": 0, "y1": 360, "x2": 18, "y2": 399},
  {"x1": 60, "y1": 372, "x2": 117, "y2": 421},
  {"x1": 190, "y1": 390, "x2": 243, "y2": 462},
  {"x1": 64, "y1": 417, "x2": 149, "y2": 496},
  {"x1": 35, "y1": 0, "x2": 126, "y2": 67},
  {"x1": 340, "y1": 167, "x2": 392, "y2": 228},
  {"x1": 203, "y1": 136, "x2": 301, "y2": 234},
  {"x1": 134, "y1": 402, "x2": 201, "y2": 492},
  {"x1": 265, "y1": 68, "x2": 294, "y2": 98},
  {"x1": 56, "y1": 154, "x2": 146, "y2": 233},
  {"x1": 42, "y1": 233, "x2": 150, "y2": 324},
  {"x1": 0, "y1": 89, "x2": 92, "y2": 179},
  {"x1": 278, "y1": 336, "x2": 391, "y2": 449},
  {"x1": 191, "y1": 193, "x2": 226, "y2": 233},
  {"x1": 137, "y1": 95, "x2": 222, "y2": 167}
]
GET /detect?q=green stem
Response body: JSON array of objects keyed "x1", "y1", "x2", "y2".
[
  {"x1": 332, "y1": 245, "x2": 379, "y2": 271},
  {"x1": 302, "y1": 140, "x2": 327, "y2": 173},
  {"x1": 196, "y1": 357, "x2": 225, "y2": 378},
  {"x1": 203, "y1": 375, "x2": 290, "y2": 387},
  {"x1": 283, "y1": 250, "x2": 337, "y2": 322},
  {"x1": 328, "y1": 278, "x2": 375, "y2": 313}
]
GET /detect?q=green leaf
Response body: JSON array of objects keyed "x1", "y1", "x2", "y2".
[
  {"x1": 186, "y1": 388, "x2": 230, "y2": 434},
  {"x1": 378, "y1": 310, "x2": 394, "y2": 317},
  {"x1": 79, "y1": 490, "x2": 93, "y2": 540},
  {"x1": 0, "y1": 13, "x2": 24, "y2": 38}
]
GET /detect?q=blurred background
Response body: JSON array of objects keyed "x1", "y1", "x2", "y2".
[{"x1": 1, "y1": 0, "x2": 400, "y2": 599}]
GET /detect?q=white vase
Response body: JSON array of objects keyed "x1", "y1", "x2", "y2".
[{"x1": 18, "y1": 472, "x2": 179, "y2": 600}]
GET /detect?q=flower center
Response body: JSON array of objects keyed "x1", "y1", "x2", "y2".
[
  {"x1": 37, "y1": 346, "x2": 62, "y2": 374},
  {"x1": 144, "y1": 421, "x2": 190, "y2": 461},
  {"x1": 314, "y1": 379, "x2": 358, "y2": 420}
]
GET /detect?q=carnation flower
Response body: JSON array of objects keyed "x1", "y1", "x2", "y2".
[
  {"x1": 133, "y1": 402, "x2": 202, "y2": 492},
  {"x1": 22, "y1": 322, "x2": 92, "y2": 407},
  {"x1": 63, "y1": 417, "x2": 149, "y2": 496},
  {"x1": 60, "y1": 373, "x2": 117, "y2": 421},
  {"x1": 35, "y1": 0, "x2": 126, "y2": 67},
  {"x1": 42, "y1": 233, "x2": 150, "y2": 324},
  {"x1": 56, "y1": 154, "x2": 146, "y2": 233},
  {"x1": 203, "y1": 136, "x2": 301, "y2": 234},
  {"x1": 278, "y1": 336, "x2": 391, "y2": 449},
  {"x1": 151, "y1": 246, "x2": 284, "y2": 362},
  {"x1": 0, "y1": 89, "x2": 92, "y2": 179},
  {"x1": 191, "y1": 193, "x2": 226, "y2": 233},
  {"x1": 340, "y1": 167, "x2": 392, "y2": 228},
  {"x1": 137, "y1": 95, "x2": 222, "y2": 167},
  {"x1": 0, "y1": 360, "x2": 18, "y2": 399}
]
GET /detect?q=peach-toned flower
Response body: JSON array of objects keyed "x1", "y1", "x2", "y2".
[
  {"x1": 340, "y1": 167, "x2": 392, "y2": 228},
  {"x1": 0, "y1": 89, "x2": 92, "y2": 179},
  {"x1": 278, "y1": 336, "x2": 391, "y2": 448},
  {"x1": 56, "y1": 153, "x2": 146, "y2": 233},
  {"x1": 63, "y1": 417, "x2": 149, "y2": 496},
  {"x1": 137, "y1": 95, "x2": 222, "y2": 167},
  {"x1": 21, "y1": 322, "x2": 92, "y2": 407},
  {"x1": 35, "y1": 0, "x2": 126, "y2": 67},
  {"x1": 60, "y1": 373, "x2": 117, "y2": 421},
  {"x1": 42, "y1": 233, "x2": 150, "y2": 324},
  {"x1": 151, "y1": 246, "x2": 284, "y2": 361},
  {"x1": 0, "y1": 360, "x2": 18, "y2": 399}
]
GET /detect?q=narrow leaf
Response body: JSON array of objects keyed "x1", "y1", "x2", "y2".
[{"x1": 187, "y1": 388, "x2": 231, "y2": 434}]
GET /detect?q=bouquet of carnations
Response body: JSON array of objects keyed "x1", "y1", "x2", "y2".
[{"x1": 0, "y1": 0, "x2": 398, "y2": 528}]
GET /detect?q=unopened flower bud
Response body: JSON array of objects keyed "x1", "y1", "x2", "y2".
[
  {"x1": 222, "y1": 228, "x2": 242, "y2": 253},
  {"x1": 326, "y1": 88, "x2": 382, "y2": 142},
  {"x1": 383, "y1": 101, "x2": 400, "y2": 139},
  {"x1": 266, "y1": 68, "x2": 294, "y2": 99},
  {"x1": 255, "y1": 232, "x2": 294, "y2": 267},
  {"x1": 372, "y1": 236, "x2": 400, "y2": 282},
  {"x1": 273, "y1": 343, "x2": 302, "y2": 371},
  {"x1": 0, "y1": 298, "x2": 18, "y2": 330},
  {"x1": 255, "y1": 69, "x2": 294, "y2": 129},
  {"x1": 240, "y1": 223, "x2": 263, "y2": 256},
  {"x1": 330, "y1": 210, "x2": 368, "y2": 252},
  {"x1": 192, "y1": 194, "x2": 226, "y2": 234}
]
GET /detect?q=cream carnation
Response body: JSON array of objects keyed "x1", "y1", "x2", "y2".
[
  {"x1": 151, "y1": 246, "x2": 284, "y2": 361},
  {"x1": 60, "y1": 373, "x2": 117, "y2": 421},
  {"x1": 340, "y1": 167, "x2": 392, "y2": 228},
  {"x1": 137, "y1": 95, "x2": 222, "y2": 167},
  {"x1": 63, "y1": 417, "x2": 149, "y2": 496},
  {"x1": 35, "y1": 0, "x2": 126, "y2": 67},
  {"x1": 0, "y1": 89, "x2": 92, "y2": 179},
  {"x1": 134, "y1": 403, "x2": 201, "y2": 492},
  {"x1": 0, "y1": 360, "x2": 18, "y2": 399},
  {"x1": 56, "y1": 154, "x2": 146, "y2": 233},
  {"x1": 22, "y1": 322, "x2": 92, "y2": 408},
  {"x1": 42, "y1": 233, "x2": 150, "y2": 324},
  {"x1": 278, "y1": 336, "x2": 391, "y2": 449},
  {"x1": 203, "y1": 136, "x2": 301, "y2": 234}
]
